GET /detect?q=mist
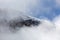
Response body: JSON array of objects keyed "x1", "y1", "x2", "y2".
[{"x1": 0, "y1": 0, "x2": 60, "y2": 40}]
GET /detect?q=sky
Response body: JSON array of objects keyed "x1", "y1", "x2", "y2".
[
  {"x1": 0, "y1": 0, "x2": 60, "y2": 20},
  {"x1": 28, "y1": 0, "x2": 60, "y2": 20}
]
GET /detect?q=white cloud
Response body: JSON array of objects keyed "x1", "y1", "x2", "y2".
[
  {"x1": 0, "y1": 16, "x2": 57, "y2": 40},
  {"x1": 15, "y1": 19, "x2": 56, "y2": 40},
  {"x1": 0, "y1": 0, "x2": 38, "y2": 13},
  {"x1": 53, "y1": 15, "x2": 60, "y2": 33},
  {"x1": 52, "y1": 15, "x2": 60, "y2": 40},
  {"x1": 17, "y1": 17, "x2": 60, "y2": 40},
  {"x1": 0, "y1": 9, "x2": 59, "y2": 40},
  {"x1": 0, "y1": 0, "x2": 55, "y2": 17},
  {"x1": 0, "y1": 10, "x2": 57, "y2": 40}
]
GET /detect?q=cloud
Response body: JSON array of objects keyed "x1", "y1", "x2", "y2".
[
  {"x1": 0, "y1": 0, "x2": 58, "y2": 19},
  {"x1": 17, "y1": 16, "x2": 60, "y2": 40},
  {"x1": 17, "y1": 18, "x2": 56, "y2": 40},
  {"x1": 0, "y1": 8, "x2": 58, "y2": 40},
  {"x1": 0, "y1": 0, "x2": 60, "y2": 40},
  {"x1": 0, "y1": 10, "x2": 56, "y2": 40},
  {"x1": 0, "y1": 10, "x2": 60, "y2": 40},
  {"x1": 0, "y1": 0, "x2": 38, "y2": 13},
  {"x1": 0, "y1": 0, "x2": 55, "y2": 17},
  {"x1": 53, "y1": 15, "x2": 60, "y2": 33}
]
